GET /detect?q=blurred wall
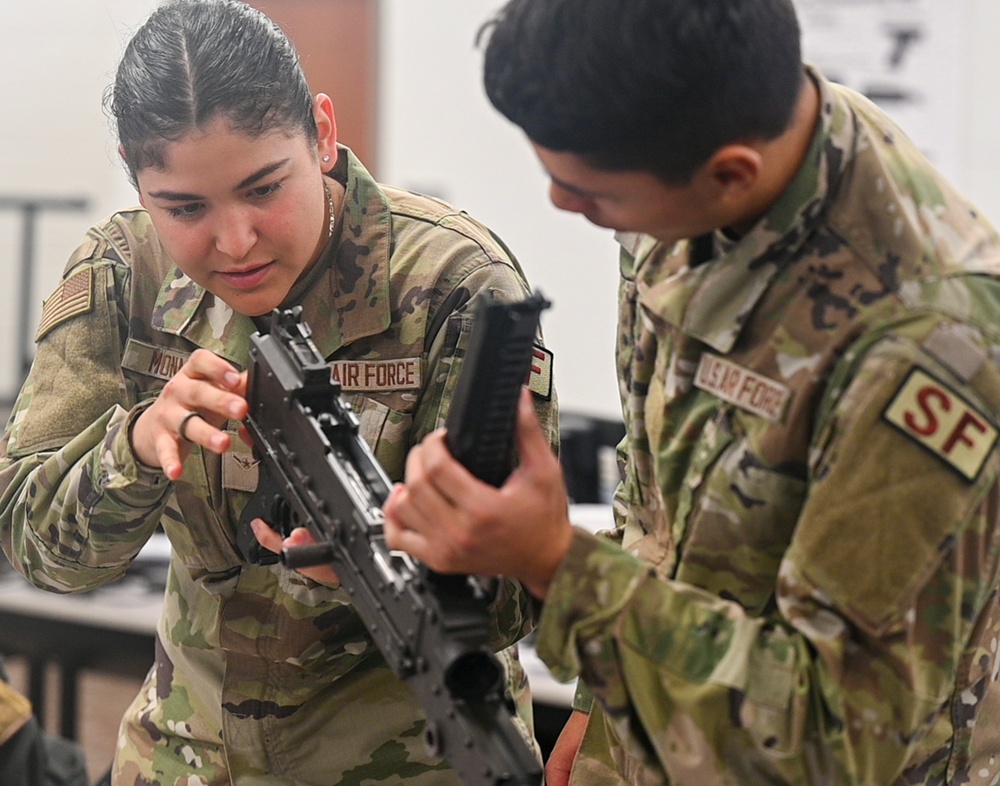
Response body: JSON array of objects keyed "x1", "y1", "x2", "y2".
[
  {"x1": 0, "y1": 1, "x2": 154, "y2": 401},
  {"x1": 3, "y1": 0, "x2": 1000, "y2": 418},
  {"x1": 378, "y1": 1, "x2": 622, "y2": 419}
]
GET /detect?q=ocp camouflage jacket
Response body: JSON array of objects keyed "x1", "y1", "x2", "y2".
[
  {"x1": 0, "y1": 147, "x2": 557, "y2": 786},
  {"x1": 537, "y1": 68, "x2": 1000, "y2": 786}
]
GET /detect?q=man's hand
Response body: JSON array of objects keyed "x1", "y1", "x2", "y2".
[
  {"x1": 249, "y1": 519, "x2": 342, "y2": 587},
  {"x1": 546, "y1": 710, "x2": 589, "y2": 786},
  {"x1": 383, "y1": 389, "x2": 574, "y2": 599},
  {"x1": 130, "y1": 349, "x2": 248, "y2": 480}
]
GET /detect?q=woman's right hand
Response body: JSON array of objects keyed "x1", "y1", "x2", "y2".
[{"x1": 130, "y1": 348, "x2": 248, "y2": 481}]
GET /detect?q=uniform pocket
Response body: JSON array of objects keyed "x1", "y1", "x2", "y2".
[
  {"x1": 674, "y1": 411, "x2": 808, "y2": 615},
  {"x1": 168, "y1": 445, "x2": 244, "y2": 576},
  {"x1": 343, "y1": 394, "x2": 413, "y2": 481}
]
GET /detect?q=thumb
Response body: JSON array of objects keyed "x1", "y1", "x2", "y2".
[{"x1": 513, "y1": 387, "x2": 550, "y2": 467}]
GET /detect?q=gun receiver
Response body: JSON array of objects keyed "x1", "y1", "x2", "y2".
[{"x1": 235, "y1": 299, "x2": 548, "y2": 786}]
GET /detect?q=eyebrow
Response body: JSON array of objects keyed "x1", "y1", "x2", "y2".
[{"x1": 146, "y1": 159, "x2": 291, "y2": 201}]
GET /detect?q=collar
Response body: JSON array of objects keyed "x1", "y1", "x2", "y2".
[
  {"x1": 149, "y1": 145, "x2": 393, "y2": 366},
  {"x1": 630, "y1": 66, "x2": 856, "y2": 353}
]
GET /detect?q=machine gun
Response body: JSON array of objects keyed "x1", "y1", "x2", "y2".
[{"x1": 236, "y1": 292, "x2": 550, "y2": 786}]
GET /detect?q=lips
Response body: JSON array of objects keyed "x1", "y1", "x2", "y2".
[{"x1": 218, "y1": 261, "x2": 274, "y2": 290}]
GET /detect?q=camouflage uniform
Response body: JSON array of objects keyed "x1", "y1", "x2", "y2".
[
  {"x1": 0, "y1": 147, "x2": 557, "y2": 786},
  {"x1": 535, "y1": 68, "x2": 1000, "y2": 785}
]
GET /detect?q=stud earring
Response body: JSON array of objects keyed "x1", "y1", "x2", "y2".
[{"x1": 322, "y1": 155, "x2": 331, "y2": 163}]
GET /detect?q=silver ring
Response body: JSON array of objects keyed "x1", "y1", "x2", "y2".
[{"x1": 178, "y1": 411, "x2": 203, "y2": 442}]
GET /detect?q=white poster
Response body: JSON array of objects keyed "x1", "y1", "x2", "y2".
[{"x1": 795, "y1": 0, "x2": 964, "y2": 176}]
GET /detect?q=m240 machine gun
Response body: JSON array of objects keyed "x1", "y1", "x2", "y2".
[{"x1": 236, "y1": 292, "x2": 550, "y2": 786}]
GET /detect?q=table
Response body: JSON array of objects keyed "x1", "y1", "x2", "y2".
[
  {"x1": 0, "y1": 505, "x2": 613, "y2": 747},
  {"x1": 0, "y1": 552, "x2": 164, "y2": 740}
]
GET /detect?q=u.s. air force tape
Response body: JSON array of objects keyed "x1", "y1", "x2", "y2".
[
  {"x1": 694, "y1": 353, "x2": 791, "y2": 423},
  {"x1": 328, "y1": 347, "x2": 554, "y2": 399},
  {"x1": 329, "y1": 358, "x2": 423, "y2": 392}
]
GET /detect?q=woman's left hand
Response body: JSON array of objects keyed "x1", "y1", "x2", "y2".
[{"x1": 249, "y1": 519, "x2": 342, "y2": 586}]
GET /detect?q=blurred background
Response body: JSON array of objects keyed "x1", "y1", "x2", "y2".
[{"x1": 4, "y1": 0, "x2": 997, "y2": 420}]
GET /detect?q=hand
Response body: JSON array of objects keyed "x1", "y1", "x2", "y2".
[
  {"x1": 130, "y1": 348, "x2": 248, "y2": 481},
  {"x1": 249, "y1": 520, "x2": 342, "y2": 587},
  {"x1": 383, "y1": 389, "x2": 574, "y2": 599},
  {"x1": 545, "y1": 710, "x2": 588, "y2": 786}
]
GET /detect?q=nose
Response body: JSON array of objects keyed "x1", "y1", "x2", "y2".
[
  {"x1": 214, "y1": 207, "x2": 257, "y2": 260},
  {"x1": 549, "y1": 182, "x2": 592, "y2": 216}
]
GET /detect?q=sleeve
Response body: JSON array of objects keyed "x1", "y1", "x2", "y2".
[
  {"x1": 534, "y1": 333, "x2": 1000, "y2": 784},
  {"x1": 0, "y1": 249, "x2": 170, "y2": 593},
  {"x1": 413, "y1": 259, "x2": 558, "y2": 453},
  {"x1": 415, "y1": 259, "x2": 558, "y2": 652}
]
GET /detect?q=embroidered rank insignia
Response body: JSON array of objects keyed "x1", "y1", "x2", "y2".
[
  {"x1": 222, "y1": 421, "x2": 260, "y2": 491},
  {"x1": 527, "y1": 345, "x2": 554, "y2": 400},
  {"x1": 329, "y1": 358, "x2": 422, "y2": 392},
  {"x1": 223, "y1": 434, "x2": 260, "y2": 492},
  {"x1": 883, "y1": 367, "x2": 997, "y2": 482},
  {"x1": 35, "y1": 268, "x2": 93, "y2": 341},
  {"x1": 694, "y1": 353, "x2": 791, "y2": 422}
]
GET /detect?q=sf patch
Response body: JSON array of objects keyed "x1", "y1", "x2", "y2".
[
  {"x1": 527, "y1": 345, "x2": 554, "y2": 400},
  {"x1": 883, "y1": 367, "x2": 998, "y2": 482},
  {"x1": 35, "y1": 268, "x2": 93, "y2": 341}
]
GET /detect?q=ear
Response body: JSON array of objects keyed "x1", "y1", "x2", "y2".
[
  {"x1": 313, "y1": 93, "x2": 338, "y2": 171},
  {"x1": 704, "y1": 144, "x2": 762, "y2": 197}
]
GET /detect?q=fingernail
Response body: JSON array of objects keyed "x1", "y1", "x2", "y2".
[{"x1": 225, "y1": 371, "x2": 240, "y2": 387}]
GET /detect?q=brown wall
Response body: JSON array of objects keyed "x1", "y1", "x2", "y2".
[{"x1": 248, "y1": 0, "x2": 380, "y2": 173}]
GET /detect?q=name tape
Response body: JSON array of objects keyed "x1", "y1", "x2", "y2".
[{"x1": 121, "y1": 340, "x2": 191, "y2": 382}]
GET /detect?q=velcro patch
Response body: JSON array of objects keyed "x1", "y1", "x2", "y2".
[
  {"x1": 528, "y1": 345, "x2": 554, "y2": 400},
  {"x1": 694, "y1": 353, "x2": 791, "y2": 422},
  {"x1": 121, "y1": 339, "x2": 191, "y2": 381},
  {"x1": 329, "y1": 358, "x2": 422, "y2": 392},
  {"x1": 883, "y1": 367, "x2": 997, "y2": 482},
  {"x1": 35, "y1": 268, "x2": 93, "y2": 341}
]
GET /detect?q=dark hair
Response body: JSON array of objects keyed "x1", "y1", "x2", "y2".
[
  {"x1": 107, "y1": 0, "x2": 316, "y2": 183},
  {"x1": 480, "y1": 0, "x2": 804, "y2": 184}
]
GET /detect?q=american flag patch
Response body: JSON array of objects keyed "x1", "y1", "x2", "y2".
[{"x1": 35, "y1": 269, "x2": 94, "y2": 341}]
